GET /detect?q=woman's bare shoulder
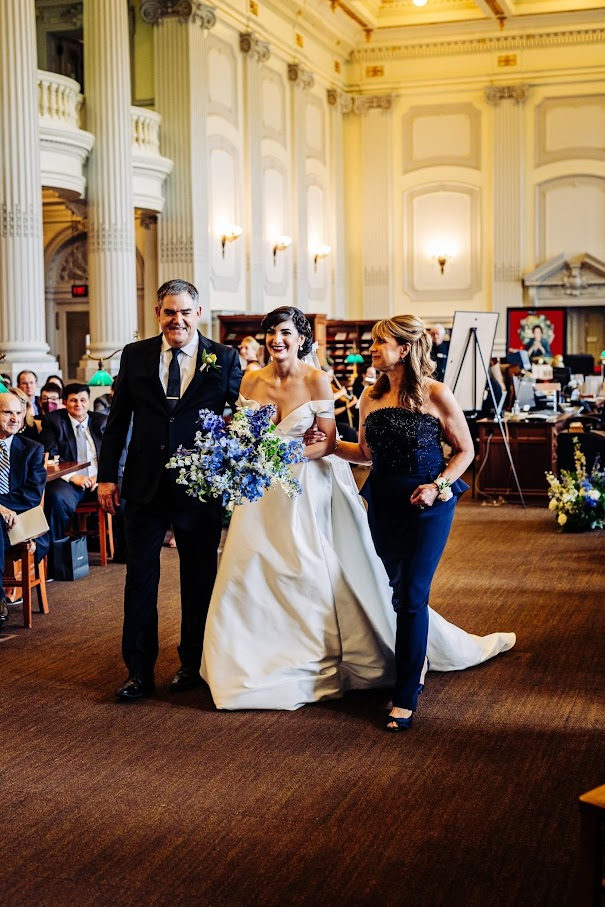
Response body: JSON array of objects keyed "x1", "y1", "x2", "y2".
[{"x1": 307, "y1": 366, "x2": 333, "y2": 397}]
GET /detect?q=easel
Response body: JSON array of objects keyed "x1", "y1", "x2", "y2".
[{"x1": 450, "y1": 326, "x2": 526, "y2": 508}]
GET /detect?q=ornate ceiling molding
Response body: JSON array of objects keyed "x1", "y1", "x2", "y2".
[
  {"x1": 484, "y1": 84, "x2": 530, "y2": 105},
  {"x1": 327, "y1": 89, "x2": 391, "y2": 113},
  {"x1": 288, "y1": 64, "x2": 314, "y2": 91},
  {"x1": 239, "y1": 33, "x2": 271, "y2": 63},
  {"x1": 140, "y1": 1, "x2": 216, "y2": 28},
  {"x1": 350, "y1": 27, "x2": 605, "y2": 62}
]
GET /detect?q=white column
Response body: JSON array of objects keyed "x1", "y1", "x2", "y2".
[
  {"x1": 358, "y1": 96, "x2": 394, "y2": 320},
  {"x1": 485, "y1": 84, "x2": 530, "y2": 356},
  {"x1": 152, "y1": 4, "x2": 216, "y2": 336},
  {"x1": 290, "y1": 65, "x2": 314, "y2": 313},
  {"x1": 83, "y1": 0, "x2": 137, "y2": 373},
  {"x1": 327, "y1": 90, "x2": 352, "y2": 319},
  {"x1": 240, "y1": 34, "x2": 271, "y2": 314},
  {"x1": 0, "y1": 0, "x2": 59, "y2": 379}
]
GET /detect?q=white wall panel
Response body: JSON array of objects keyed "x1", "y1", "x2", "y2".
[
  {"x1": 208, "y1": 37, "x2": 238, "y2": 128},
  {"x1": 536, "y1": 97, "x2": 605, "y2": 166},
  {"x1": 208, "y1": 137, "x2": 242, "y2": 292},
  {"x1": 538, "y1": 176, "x2": 605, "y2": 261},
  {"x1": 403, "y1": 104, "x2": 481, "y2": 172}
]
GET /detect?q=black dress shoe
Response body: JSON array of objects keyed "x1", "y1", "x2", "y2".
[
  {"x1": 170, "y1": 667, "x2": 204, "y2": 692},
  {"x1": 0, "y1": 599, "x2": 9, "y2": 622},
  {"x1": 116, "y1": 675, "x2": 155, "y2": 700}
]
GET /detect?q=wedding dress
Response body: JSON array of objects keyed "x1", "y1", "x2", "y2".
[{"x1": 201, "y1": 398, "x2": 515, "y2": 710}]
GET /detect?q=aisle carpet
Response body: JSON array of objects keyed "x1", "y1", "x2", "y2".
[{"x1": 1, "y1": 500, "x2": 604, "y2": 907}]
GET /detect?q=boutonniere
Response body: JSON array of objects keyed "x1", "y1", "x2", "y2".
[{"x1": 199, "y1": 350, "x2": 221, "y2": 374}]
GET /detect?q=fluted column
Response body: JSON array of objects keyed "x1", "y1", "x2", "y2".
[
  {"x1": 241, "y1": 34, "x2": 271, "y2": 313},
  {"x1": 83, "y1": 0, "x2": 137, "y2": 372},
  {"x1": 153, "y1": 5, "x2": 216, "y2": 335},
  {"x1": 290, "y1": 64, "x2": 315, "y2": 313},
  {"x1": 485, "y1": 84, "x2": 530, "y2": 356},
  {"x1": 327, "y1": 90, "x2": 352, "y2": 319},
  {"x1": 0, "y1": 0, "x2": 58, "y2": 378}
]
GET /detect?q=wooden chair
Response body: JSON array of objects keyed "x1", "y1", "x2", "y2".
[
  {"x1": 578, "y1": 784, "x2": 605, "y2": 905},
  {"x1": 71, "y1": 500, "x2": 114, "y2": 566},
  {"x1": 3, "y1": 541, "x2": 49, "y2": 629}
]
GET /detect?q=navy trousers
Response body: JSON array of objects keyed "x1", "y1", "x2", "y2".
[{"x1": 365, "y1": 472, "x2": 457, "y2": 711}]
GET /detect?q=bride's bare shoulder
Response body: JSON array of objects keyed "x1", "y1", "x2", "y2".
[
  {"x1": 240, "y1": 367, "x2": 271, "y2": 396},
  {"x1": 306, "y1": 365, "x2": 332, "y2": 397}
]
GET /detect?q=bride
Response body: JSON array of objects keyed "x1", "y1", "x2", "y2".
[{"x1": 201, "y1": 306, "x2": 515, "y2": 711}]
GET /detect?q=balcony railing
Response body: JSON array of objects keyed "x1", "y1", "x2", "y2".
[
  {"x1": 38, "y1": 70, "x2": 83, "y2": 128},
  {"x1": 131, "y1": 107, "x2": 161, "y2": 155}
]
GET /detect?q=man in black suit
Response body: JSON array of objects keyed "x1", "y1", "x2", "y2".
[
  {"x1": 0, "y1": 390, "x2": 48, "y2": 626},
  {"x1": 40, "y1": 383, "x2": 107, "y2": 564},
  {"x1": 97, "y1": 279, "x2": 242, "y2": 701}
]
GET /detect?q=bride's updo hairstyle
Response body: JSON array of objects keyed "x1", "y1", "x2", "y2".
[
  {"x1": 261, "y1": 306, "x2": 314, "y2": 359},
  {"x1": 369, "y1": 314, "x2": 435, "y2": 412}
]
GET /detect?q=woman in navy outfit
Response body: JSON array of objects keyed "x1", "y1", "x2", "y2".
[{"x1": 333, "y1": 315, "x2": 475, "y2": 731}]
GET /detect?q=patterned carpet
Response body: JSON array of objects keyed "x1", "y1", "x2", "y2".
[{"x1": 1, "y1": 498, "x2": 604, "y2": 906}]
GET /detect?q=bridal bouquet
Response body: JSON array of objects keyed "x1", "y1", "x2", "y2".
[
  {"x1": 167, "y1": 405, "x2": 305, "y2": 512},
  {"x1": 546, "y1": 438, "x2": 605, "y2": 532}
]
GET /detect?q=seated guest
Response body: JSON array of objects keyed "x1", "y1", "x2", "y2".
[
  {"x1": 16, "y1": 370, "x2": 42, "y2": 417},
  {"x1": 10, "y1": 387, "x2": 39, "y2": 441},
  {"x1": 524, "y1": 324, "x2": 553, "y2": 362},
  {"x1": 47, "y1": 374, "x2": 64, "y2": 391},
  {"x1": 39, "y1": 383, "x2": 64, "y2": 414},
  {"x1": 39, "y1": 383, "x2": 107, "y2": 566},
  {"x1": 0, "y1": 390, "x2": 49, "y2": 627},
  {"x1": 429, "y1": 324, "x2": 450, "y2": 382},
  {"x1": 238, "y1": 336, "x2": 262, "y2": 372}
]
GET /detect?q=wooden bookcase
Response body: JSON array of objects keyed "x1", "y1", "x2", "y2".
[
  {"x1": 325, "y1": 320, "x2": 375, "y2": 383},
  {"x1": 217, "y1": 314, "x2": 327, "y2": 365}
]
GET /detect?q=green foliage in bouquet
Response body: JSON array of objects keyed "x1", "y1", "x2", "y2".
[{"x1": 546, "y1": 437, "x2": 605, "y2": 532}]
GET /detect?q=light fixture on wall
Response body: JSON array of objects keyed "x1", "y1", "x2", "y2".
[
  {"x1": 220, "y1": 224, "x2": 243, "y2": 257},
  {"x1": 428, "y1": 244, "x2": 456, "y2": 275},
  {"x1": 312, "y1": 243, "x2": 331, "y2": 272},
  {"x1": 412, "y1": 0, "x2": 428, "y2": 6},
  {"x1": 272, "y1": 235, "x2": 292, "y2": 265}
]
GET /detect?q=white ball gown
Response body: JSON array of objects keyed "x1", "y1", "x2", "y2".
[{"x1": 201, "y1": 398, "x2": 515, "y2": 710}]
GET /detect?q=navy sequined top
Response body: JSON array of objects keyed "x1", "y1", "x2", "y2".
[{"x1": 365, "y1": 407, "x2": 444, "y2": 476}]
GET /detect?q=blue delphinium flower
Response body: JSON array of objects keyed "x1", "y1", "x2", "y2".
[{"x1": 166, "y1": 406, "x2": 306, "y2": 511}]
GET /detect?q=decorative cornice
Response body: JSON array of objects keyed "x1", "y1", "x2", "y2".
[
  {"x1": 350, "y1": 27, "x2": 605, "y2": 62},
  {"x1": 328, "y1": 90, "x2": 391, "y2": 113},
  {"x1": 485, "y1": 84, "x2": 529, "y2": 105},
  {"x1": 239, "y1": 32, "x2": 271, "y2": 63},
  {"x1": 327, "y1": 89, "x2": 353, "y2": 113},
  {"x1": 140, "y1": 1, "x2": 216, "y2": 28},
  {"x1": 288, "y1": 64, "x2": 314, "y2": 91}
]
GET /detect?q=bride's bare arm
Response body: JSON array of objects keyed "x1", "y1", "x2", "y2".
[{"x1": 303, "y1": 370, "x2": 337, "y2": 461}]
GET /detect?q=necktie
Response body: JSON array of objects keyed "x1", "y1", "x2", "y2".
[
  {"x1": 76, "y1": 423, "x2": 89, "y2": 476},
  {"x1": 0, "y1": 440, "x2": 9, "y2": 494},
  {"x1": 166, "y1": 348, "x2": 181, "y2": 411}
]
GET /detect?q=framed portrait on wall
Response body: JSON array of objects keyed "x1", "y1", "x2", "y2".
[{"x1": 506, "y1": 307, "x2": 567, "y2": 361}]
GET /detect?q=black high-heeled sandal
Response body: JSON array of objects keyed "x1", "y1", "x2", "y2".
[{"x1": 386, "y1": 713, "x2": 413, "y2": 732}]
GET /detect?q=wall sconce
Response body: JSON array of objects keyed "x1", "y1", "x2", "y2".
[
  {"x1": 412, "y1": 0, "x2": 428, "y2": 6},
  {"x1": 272, "y1": 235, "x2": 292, "y2": 265},
  {"x1": 428, "y1": 244, "x2": 455, "y2": 275},
  {"x1": 220, "y1": 224, "x2": 243, "y2": 258},
  {"x1": 313, "y1": 243, "x2": 331, "y2": 272}
]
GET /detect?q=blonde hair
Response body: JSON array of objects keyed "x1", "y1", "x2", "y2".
[
  {"x1": 8, "y1": 386, "x2": 34, "y2": 427},
  {"x1": 369, "y1": 315, "x2": 435, "y2": 412},
  {"x1": 239, "y1": 336, "x2": 260, "y2": 356}
]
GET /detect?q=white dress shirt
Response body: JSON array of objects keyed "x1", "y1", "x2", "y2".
[
  {"x1": 64, "y1": 414, "x2": 98, "y2": 480},
  {"x1": 159, "y1": 335, "x2": 199, "y2": 400}
]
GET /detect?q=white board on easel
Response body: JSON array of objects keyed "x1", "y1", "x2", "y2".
[{"x1": 443, "y1": 311, "x2": 499, "y2": 412}]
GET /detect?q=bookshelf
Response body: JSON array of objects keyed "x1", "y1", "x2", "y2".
[{"x1": 325, "y1": 320, "x2": 375, "y2": 383}]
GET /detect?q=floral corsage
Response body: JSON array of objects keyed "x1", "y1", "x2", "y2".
[
  {"x1": 434, "y1": 475, "x2": 453, "y2": 502},
  {"x1": 199, "y1": 349, "x2": 221, "y2": 373}
]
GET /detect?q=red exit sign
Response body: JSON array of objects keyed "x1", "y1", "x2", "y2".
[{"x1": 71, "y1": 284, "x2": 88, "y2": 297}]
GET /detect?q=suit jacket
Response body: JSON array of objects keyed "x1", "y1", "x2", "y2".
[
  {"x1": 0, "y1": 434, "x2": 47, "y2": 514},
  {"x1": 39, "y1": 409, "x2": 107, "y2": 464},
  {"x1": 98, "y1": 331, "x2": 242, "y2": 506}
]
